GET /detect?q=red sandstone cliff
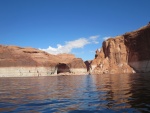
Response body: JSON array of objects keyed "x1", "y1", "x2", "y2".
[
  {"x1": 0, "y1": 45, "x2": 57, "y2": 67},
  {"x1": 1, "y1": 24, "x2": 149, "y2": 76},
  {"x1": 0, "y1": 45, "x2": 87, "y2": 76},
  {"x1": 0, "y1": 45, "x2": 86, "y2": 68},
  {"x1": 91, "y1": 24, "x2": 150, "y2": 74}
]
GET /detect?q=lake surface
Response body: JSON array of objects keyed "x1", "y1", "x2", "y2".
[{"x1": 0, "y1": 73, "x2": 150, "y2": 113}]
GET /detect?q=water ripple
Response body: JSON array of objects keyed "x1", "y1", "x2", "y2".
[{"x1": 0, "y1": 74, "x2": 150, "y2": 112}]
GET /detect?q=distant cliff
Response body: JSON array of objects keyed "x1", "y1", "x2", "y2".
[
  {"x1": 1, "y1": 24, "x2": 150, "y2": 77},
  {"x1": 0, "y1": 45, "x2": 87, "y2": 77},
  {"x1": 91, "y1": 24, "x2": 150, "y2": 74}
]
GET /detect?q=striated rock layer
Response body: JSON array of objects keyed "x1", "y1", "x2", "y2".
[
  {"x1": 0, "y1": 45, "x2": 87, "y2": 77},
  {"x1": 91, "y1": 24, "x2": 150, "y2": 74}
]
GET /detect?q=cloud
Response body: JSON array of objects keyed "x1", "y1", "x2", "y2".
[
  {"x1": 103, "y1": 36, "x2": 111, "y2": 41},
  {"x1": 89, "y1": 35, "x2": 99, "y2": 44},
  {"x1": 39, "y1": 35, "x2": 99, "y2": 55},
  {"x1": 89, "y1": 50, "x2": 95, "y2": 53}
]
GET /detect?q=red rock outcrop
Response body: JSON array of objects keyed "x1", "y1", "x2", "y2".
[
  {"x1": 57, "y1": 53, "x2": 76, "y2": 63},
  {"x1": 0, "y1": 45, "x2": 58, "y2": 67},
  {"x1": 56, "y1": 58, "x2": 87, "y2": 74},
  {"x1": 0, "y1": 45, "x2": 87, "y2": 77},
  {"x1": 91, "y1": 24, "x2": 150, "y2": 74}
]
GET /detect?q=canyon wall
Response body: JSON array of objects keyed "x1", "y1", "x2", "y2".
[
  {"x1": 1, "y1": 24, "x2": 149, "y2": 76},
  {"x1": 0, "y1": 45, "x2": 87, "y2": 77},
  {"x1": 91, "y1": 24, "x2": 150, "y2": 74}
]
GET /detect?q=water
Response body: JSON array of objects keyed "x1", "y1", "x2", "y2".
[{"x1": 0, "y1": 73, "x2": 150, "y2": 113}]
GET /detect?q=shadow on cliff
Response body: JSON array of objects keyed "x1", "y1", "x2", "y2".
[
  {"x1": 57, "y1": 63, "x2": 71, "y2": 74},
  {"x1": 84, "y1": 61, "x2": 92, "y2": 74},
  {"x1": 123, "y1": 23, "x2": 150, "y2": 73}
]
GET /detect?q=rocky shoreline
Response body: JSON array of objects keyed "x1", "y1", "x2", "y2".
[
  {"x1": 0, "y1": 24, "x2": 150, "y2": 77},
  {"x1": 0, "y1": 67, "x2": 88, "y2": 77}
]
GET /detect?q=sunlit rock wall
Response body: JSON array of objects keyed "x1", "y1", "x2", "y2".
[{"x1": 91, "y1": 24, "x2": 150, "y2": 74}]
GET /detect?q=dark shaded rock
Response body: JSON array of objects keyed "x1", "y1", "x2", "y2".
[
  {"x1": 84, "y1": 60, "x2": 92, "y2": 73},
  {"x1": 57, "y1": 63, "x2": 70, "y2": 74}
]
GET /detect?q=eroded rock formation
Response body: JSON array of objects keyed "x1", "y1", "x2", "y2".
[
  {"x1": 0, "y1": 45, "x2": 87, "y2": 77},
  {"x1": 0, "y1": 45, "x2": 57, "y2": 67},
  {"x1": 57, "y1": 63, "x2": 70, "y2": 74},
  {"x1": 1, "y1": 24, "x2": 149, "y2": 76},
  {"x1": 91, "y1": 24, "x2": 150, "y2": 74}
]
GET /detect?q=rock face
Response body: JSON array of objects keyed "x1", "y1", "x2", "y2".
[
  {"x1": 0, "y1": 45, "x2": 87, "y2": 77},
  {"x1": 0, "y1": 45, "x2": 57, "y2": 67},
  {"x1": 84, "y1": 60, "x2": 92, "y2": 73},
  {"x1": 91, "y1": 24, "x2": 150, "y2": 74},
  {"x1": 57, "y1": 63, "x2": 70, "y2": 74},
  {"x1": 1, "y1": 24, "x2": 149, "y2": 76},
  {"x1": 69, "y1": 58, "x2": 87, "y2": 74}
]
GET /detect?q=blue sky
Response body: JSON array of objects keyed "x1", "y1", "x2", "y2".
[{"x1": 0, "y1": 0, "x2": 150, "y2": 60}]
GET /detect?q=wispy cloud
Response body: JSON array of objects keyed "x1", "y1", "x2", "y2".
[
  {"x1": 103, "y1": 36, "x2": 111, "y2": 41},
  {"x1": 89, "y1": 35, "x2": 99, "y2": 44},
  {"x1": 39, "y1": 35, "x2": 99, "y2": 55},
  {"x1": 89, "y1": 50, "x2": 95, "y2": 53}
]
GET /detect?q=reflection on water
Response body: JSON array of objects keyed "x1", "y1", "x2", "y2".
[{"x1": 0, "y1": 74, "x2": 150, "y2": 113}]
